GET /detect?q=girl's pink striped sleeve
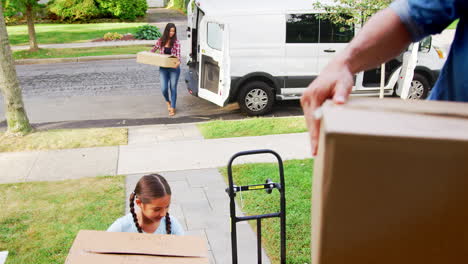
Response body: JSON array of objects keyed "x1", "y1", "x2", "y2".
[{"x1": 151, "y1": 39, "x2": 161, "y2": 53}]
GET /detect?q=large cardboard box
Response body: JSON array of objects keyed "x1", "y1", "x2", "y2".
[
  {"x1": 311, "y1": 98, "x2": 468, "y2": 264},
  {"x1": 137, "y1": 51, "x2": 179, "y2": 68},
  {"x1": 65, "y1": 230, "x2": 208, "y2": 264}
]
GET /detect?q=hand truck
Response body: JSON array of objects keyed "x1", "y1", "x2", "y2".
[{"x1": 225, "y1": 149, "x2": 286, "y2": 264}]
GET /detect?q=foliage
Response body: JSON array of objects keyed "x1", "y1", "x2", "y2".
[
  {"x1": 447, "y1": 19, "x2": 459, "y2": 30},
  {"x1": 0, "y1": 176, "x2": 125, "y2": 264},
  {"x1": 7, "y1": 23, "x2": 145, "y2": 45},
  {"x1": 95, "y1": 0, "x2": 147, "y2": 21},
  {"x1": 47, "y1": 0, "x2": 102, "y2": 21},
  {"x1": 2, "y1": 0, "x2": 45, "y2": 23},
  {"x1": 313, "y1": 0, "x2": 392, "y2": 26},
  {"x1": 198, "y1": 117, "x2": 306, "y2": 139},
  {"x1": 167, "y1": 0, "x2": 190, "y2": 13},
  {"x1": 220, "y1": 159, "x2": 314, "y2": 264},
  {"x1": 103, "y1": 31, "x2": 122, "y2": 40},
  {"x1": 13, "y1": 45, "x2": 149, "y2": 59},
  {"x1": 134, "y1": 24, "x2": 161, "y2": 40},
  {"x1": 46, "y1": 0, "x2": 147, "y2": 21},
  {"x1": 0, "y1": 127, "x2": 128, "y2": 152}
]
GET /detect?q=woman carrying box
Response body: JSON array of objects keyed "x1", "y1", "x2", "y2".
[{"x1": 150, "y1": 23, "x2": 181, "y2": 116}]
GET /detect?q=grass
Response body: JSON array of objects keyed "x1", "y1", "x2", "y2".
[
  {"x1": 220, "y1": 159, "x2": 313, "y2": 264},
  {"x1": 6, "y1": 23, "x2": 147, "y2": 46},
  {"x1": 197, "y1": 117, "x2": 307, "y2": 139},
  {"x1": 447, "y1": 19, "x2": 459, "y2": 30},
  {"x1": 13, "y1": 45, "x2": 151, "y2": 60},
  {"x1": 0, "y1": 127, "x2": 128, "y2": 152},
  {"x1": 0, "y1": 176, "x2": 125, "y2": 264}
]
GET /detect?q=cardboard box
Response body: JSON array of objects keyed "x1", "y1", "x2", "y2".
[
  {"x1": 65, "y1": 230, "x2": 208, "y2": 264},
  {"x1": 311, "y1": 98, "x2": 468, "y2": 264},
  {"x1": 137, "y1": 51, "x2": 179, "y2": 68}
]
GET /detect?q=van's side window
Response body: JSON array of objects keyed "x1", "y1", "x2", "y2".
[
  {"x1": 207, "y1": 22, "x2": 223, "y2": 51},
  {"x1": 286, "y1": 14, "x2": 354, "y2": 44},
  {"x1": 319, "y1": 18, "x2": 354, "y2": 43},
  {"x1": 286, "y1": 14, "x2": 319, "y2": 43}
]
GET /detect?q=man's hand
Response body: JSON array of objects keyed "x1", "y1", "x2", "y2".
[
  {"x1": 300, "y1": 8, "x2": 411, "y2": 156},
  {"x1": 300, "y1": 58, "x2": 354, "y2": 156},
  {"x1": 175, "y1": 60, "x2": 181, "y2": 68}
]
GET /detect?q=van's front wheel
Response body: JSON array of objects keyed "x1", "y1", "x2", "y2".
[{"x1": 238, "y1": 81, "x2": 275, "y2": 116}]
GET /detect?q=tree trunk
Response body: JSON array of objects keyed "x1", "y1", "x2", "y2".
[
  {"x1": 0, "y1": 1, "x2": 33, "y2": 135},
  {"x1": 25, "y1": 3, "x2": 38, "y2": 52}
]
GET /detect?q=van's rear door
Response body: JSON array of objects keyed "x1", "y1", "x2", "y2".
[{"x1": 197, "y1": 18, "x2": 231, "y2": 107}]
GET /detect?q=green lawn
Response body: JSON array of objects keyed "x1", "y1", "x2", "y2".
[
  {"x1": 0, "y1": 176, "x2": 125, "y2": 264},
  {"x1": 220, "y1": 159, "x2": 313, "y2": 264},
  {"x1": 0, "y1": 127, "x2": 128, "y2": 152},
  {"x1": 447, "y1": 19, "x2": 459, "y2": 29},
  {"x1": 13, "y1": 45, "x2": 151, "y2": 60},
  {"x1": 198, "y1": 117, "x2": 306, "y2": 139},
  {"x1": 7, "y1": 23, "x2": 147, "y2": 46}
]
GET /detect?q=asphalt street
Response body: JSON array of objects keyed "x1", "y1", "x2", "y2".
[{"x1": 0, "y1": 58, "x2": 303, "y2": 129}]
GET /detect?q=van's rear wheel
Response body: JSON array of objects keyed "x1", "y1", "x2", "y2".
[
  {"x1": 238, "y1": 81, "x2": 275, "y2": 116},
  {"x1": 408, "y1": 73, "x2": 430, "y2": 99}
]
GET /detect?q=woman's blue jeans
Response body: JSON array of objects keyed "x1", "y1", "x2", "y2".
[{"x1": 159, "y1": 66, "x2": 180, "y2": 109}]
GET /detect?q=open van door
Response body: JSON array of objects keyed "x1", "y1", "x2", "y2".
[
  {"x1": 197, "y1": 18, "x2": 231, "y2": 107},
  {"x1": 187, "y1": 0, "x2": 193, "y2": 59},
  {"x1": 398, "y1": 42, "x2": 419, "y2": 99}
]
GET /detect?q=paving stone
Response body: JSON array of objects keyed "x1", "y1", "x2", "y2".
[
  {"x1": 0, "y1": 151, "x2": 39, "y2": 184},
  {"x1": 26, "y1": 147, "x2": 118, "y2": 182},
  {"x1": 186, "y1": 169, "x2": 226, "y2": 188}
]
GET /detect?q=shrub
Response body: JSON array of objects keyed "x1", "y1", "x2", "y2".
[
  {"x1": 134, "y1": 24, "x2": 161, "y2": 40},
  {"x1": 103, "y1": 32, "x2": 123, "y2": 40},
  {"x1": 2, "y1": 0, "x2": 48, "y2": 24},
  {"x1": 47, "y1": 0, "x2": 102, "y2": 21},
  {"x1": 95, "y1": 0, "x2": 147, "y2": 21}
]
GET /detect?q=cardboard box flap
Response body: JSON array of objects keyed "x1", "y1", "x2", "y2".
[
  {"x1": 342, "y1": 97, "x2": 468, "y2": 118},
  {"x1": 73, "y1": 230, "x2": 207, "y2": 258},
  {"x1": 322, "y1": 98, "x2": 468, "y2": 141}
]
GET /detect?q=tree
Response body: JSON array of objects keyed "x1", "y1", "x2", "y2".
[
  {"x1": 313, "y1": 0, "x2": 392, "y2": 27},
  {"x1": 23, "y1": 0, "x2": 39, "y2": 51},
  {"x1": 2, "y1": 0, "x2": 40, "y2": 51},
  {"x1": 0, "y1": 0, "x2": 33, "y2": 135}
]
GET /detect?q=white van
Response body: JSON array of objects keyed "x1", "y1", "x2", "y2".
[{"x1": 184, "y1": 0, "x2": 446, "y2": 115}]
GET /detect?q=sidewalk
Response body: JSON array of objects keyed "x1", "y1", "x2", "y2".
[
  {"x1": 0, "y1": 123, "x2": 310, "y2": 183},
  {"x1": 0, "y1": 123, "x2": 312, "y2": 263}
]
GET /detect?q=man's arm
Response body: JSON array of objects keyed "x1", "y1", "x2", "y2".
[{"x1": 300, "y1": 8, "x2": 412, "y2": 155}]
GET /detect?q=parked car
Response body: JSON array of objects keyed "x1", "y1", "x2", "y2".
[{"x1": 185, "y1": 0, "x2": 446, "y2": 115}]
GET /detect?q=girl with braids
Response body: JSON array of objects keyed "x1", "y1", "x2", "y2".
[{"x1": 107, "y1": 174, "x2": 184, "y2": 235}]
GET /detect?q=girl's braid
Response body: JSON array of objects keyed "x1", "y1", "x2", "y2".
[
  {"x1": 129, "y1": 192, "x2": 143, "y2": 233},
  {"x1": 165, "y1": 212, "x2": 172, "y2": 234}
]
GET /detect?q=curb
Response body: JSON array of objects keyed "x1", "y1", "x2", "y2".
[{"x1": 14, "y1": 54, "x2": 137, "y2": 65}]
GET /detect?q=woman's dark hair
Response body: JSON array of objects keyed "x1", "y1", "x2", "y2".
[
  {"x1": 160, "y1": 23, "x2": 177, "y2": 48},
  {"x1": 129, "y1": 174, "x2": 172, "y2": 234}
]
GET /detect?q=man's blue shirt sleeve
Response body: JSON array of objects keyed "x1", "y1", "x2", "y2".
[{"x1": 390, "y1": 0, "x2": 465, "y2": 42}]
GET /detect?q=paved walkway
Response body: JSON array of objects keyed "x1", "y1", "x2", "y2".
[
  {"x1": 0, "y1": 123, "x2": 312, "y2": 263},
  {"x1": 0, "y1": 123, "x2": 310, "y2": 183}
]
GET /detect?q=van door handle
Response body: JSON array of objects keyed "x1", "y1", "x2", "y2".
[{"x1": 324, "y1": 49, "x2": 336, "y2": 53}]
